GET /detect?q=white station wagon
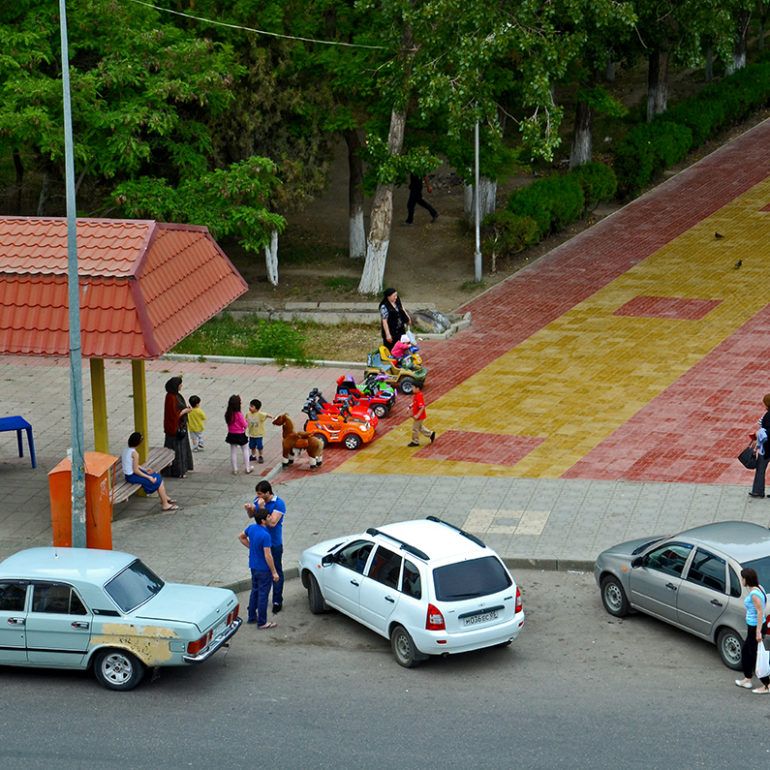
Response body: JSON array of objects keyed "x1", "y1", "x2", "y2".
[
  {"x1": 299, "y1": 516, "x2": 525, "y2": 666},
  {"x1": 0, "y1": 547, "x2": 241, "y2": 690}
]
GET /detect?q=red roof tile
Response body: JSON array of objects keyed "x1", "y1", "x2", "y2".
[{"x1": 0, "y1": 217, "x2": 247, "y2": 358}]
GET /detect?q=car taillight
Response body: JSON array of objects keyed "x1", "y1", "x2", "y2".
[
  {"x1": 515, "y1": 586, "x2": 522, "y2": 613},
  {"x1": 226, "y1": 603, "x2": 240, "y2": 625},
  {"x1": 425, "y1": 603, "x2": 445, "y2": 631},
  {"x1": 187, "y1": 630, "x2": 213, "y2": 655}
]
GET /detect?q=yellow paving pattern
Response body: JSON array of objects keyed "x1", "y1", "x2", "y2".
[{"x1": 338, "y1": 176, "x2": 770, "y2": 477}]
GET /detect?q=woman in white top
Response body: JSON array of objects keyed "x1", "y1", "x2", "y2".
[{"x1": 122, "y1": 432, "x2": 178, "y2": 511}]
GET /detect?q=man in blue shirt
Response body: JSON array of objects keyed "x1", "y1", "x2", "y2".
[
  {"x1": 238, "y1": 509, "x2": 279, "y2": 629},
  {"x1": 246, "y1": 480, "x2": 287, "y2": 614}
]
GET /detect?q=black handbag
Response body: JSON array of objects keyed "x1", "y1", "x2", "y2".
[{"x1": 739, "y1": 445, "x2": 758, "y2": 469}]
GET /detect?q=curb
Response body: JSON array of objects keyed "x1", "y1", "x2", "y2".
[
  {"x1": 216, "y1": 558, "x2": 595, "y2": 594},
  {"x1": 162, "y1": 353, "x2": 366, "y2": 370}
]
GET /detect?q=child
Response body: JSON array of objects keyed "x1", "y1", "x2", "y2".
[
  {"x1": 121, "y1": 432, "x2": 179, "y2": 511},
  {"x1": 407, "y1": 383, "x2": 436, "y2": 447},
  {"x1": 247, "y1": 399, "x2": 274, "y2": 464},
  {"x1": 225, "y1": 394, "x2": 252, "y2": 475},
  {"x1": 188, "y1": 395, "x2": 207, "y2": 451}
]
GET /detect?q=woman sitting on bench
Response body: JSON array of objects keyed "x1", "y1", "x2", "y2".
[{"x1": 121, "y1": 432, "x2": 179, "y2": 511}]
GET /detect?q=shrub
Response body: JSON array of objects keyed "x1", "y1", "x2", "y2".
[
  {"x1": 245, "y1": 320, "x2": 307, "y2": 363},
  {"x1": 571, "y1": 162, "x2": 617, "y2": 211},
  {"x1": 507, "y1": 174, "x2": 584, "y2": 238},
  {"x1": 482, "y1": 211, "x2": 539, "y2": 258}
]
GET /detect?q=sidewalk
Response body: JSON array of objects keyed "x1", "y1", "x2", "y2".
[{"x1": 2, "y1": 119, "x2": 770, "y2": 590}]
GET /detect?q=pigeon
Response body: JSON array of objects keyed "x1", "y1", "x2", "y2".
[
  {"x1": 734, "y1": 259, "x2": 742, "y2": 269},
  {"x1": 715, "y1": 232, "x2": 725, "y2": 239}
]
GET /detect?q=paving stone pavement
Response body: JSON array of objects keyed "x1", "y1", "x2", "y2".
[
  {"x1": 1, "y1": 355, "x2": 769, "y2": 590},
  {"x1": 3, "y1": 120, "x2": 770, "y2": 588}
]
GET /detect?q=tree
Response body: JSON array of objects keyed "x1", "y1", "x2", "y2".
[{"x1": 0, "y1": 0, "x2": 239, "y2": 214}]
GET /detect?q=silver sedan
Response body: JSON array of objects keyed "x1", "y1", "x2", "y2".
[{"x1": 594, "y1": 521, "x2": 770, "y2": 670}]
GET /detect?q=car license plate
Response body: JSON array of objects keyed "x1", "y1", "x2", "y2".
[{"x1": 463, "y1": 610, "x2": 498, "y2": 627}]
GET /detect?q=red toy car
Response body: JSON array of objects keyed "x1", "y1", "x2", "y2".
[{"x1": 334, "y1": 375, "x2": 396, "y2": 419}]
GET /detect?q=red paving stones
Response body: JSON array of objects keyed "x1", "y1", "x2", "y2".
[
  {"x1": 414, "y1": 431, "x2": 544, "y2": 465},
  {"x1": 293, "y1": 120, "x2": 770, "y2": 484},
  {"x1": 613, "y1": 296, "x2": 722, "y2": 320}
]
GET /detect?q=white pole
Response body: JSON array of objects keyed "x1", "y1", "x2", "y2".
[
  {"x1": 474, "y1": 121, "x2": 482, "y2": 282},
  {"x1": 59, "y1": 0, "x2": 87, "y2": 547}
]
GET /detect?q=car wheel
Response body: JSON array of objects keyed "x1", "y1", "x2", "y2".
[
  {"x1": 344, "y1": 433, "x2": 362, "y2": 450},
  {"x1": 600, "y1": 575, "x2": 630, "y2": 617},
  {"x1": 312, "y1": 433, "x2": 328, "y2": 447},
  {"x1": 390, "y1": 625, "x2": 426, "y2": 668},
  {"x1": 399, "y1": 377, "x2": 416, "y2": 395},
  {"x1": 93, "y1": 648, "x2": 145, "y2": 691},
  {"x1": 373, "y1": 404, "x2": 387, "y2": 419},
  {"x1": 717, "y1": 627, "x2": 743, "y2": 670},
  {"x1": 307, "y1": 574, "x2": 328, "y2": 614}
]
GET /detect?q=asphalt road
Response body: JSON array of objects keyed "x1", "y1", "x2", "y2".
[{"x1": 2, "y1": 569, "x2": 770, "y2": 769}]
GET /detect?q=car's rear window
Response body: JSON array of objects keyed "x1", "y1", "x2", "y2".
[
  {"x1": 742, "y1": 556, "x2": 770, "y2": 592},
  {"x1": 105, "y1": 560, "x2": 164, "y2": 613},
  {"x1": 432, "y1": 556, "x2": 512, "y2": 602}
]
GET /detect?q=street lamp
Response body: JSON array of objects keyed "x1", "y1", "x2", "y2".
[{"x1": 58, "y1": 0, "x2": 87, "y2": 547}]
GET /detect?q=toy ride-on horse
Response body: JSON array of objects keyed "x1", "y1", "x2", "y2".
[{"x1": 272, "y1": 413, "x2": 324, "y2": 469}]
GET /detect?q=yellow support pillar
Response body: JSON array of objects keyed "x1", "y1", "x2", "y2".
[
  {"x1": 131, "y1": 359, "x2": 149, "y2": 464},
  {"x1": 90, "y1": 358, "x2": 109, "y2": 453}
]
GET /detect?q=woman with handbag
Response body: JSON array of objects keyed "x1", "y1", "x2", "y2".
[
  {"x1": 749, "y1": 394, "x2": 770, "y2": 498},
  {"x1": 162, "y1": 376, "x2": 193, "y2": 478},
  {"x1": 225, "y1": 394, "x2": 252, "y2": 475},
  {"x1": 735, "y1": 568, "x2": 770, "y2": 693}
]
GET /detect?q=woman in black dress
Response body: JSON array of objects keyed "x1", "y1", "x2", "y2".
[
  {"x1": 162, "y1": 376, "x2": 193, "y2": 478},
  {"x1": 379, "y1": 288, "x2": 411, "y2": 350}
]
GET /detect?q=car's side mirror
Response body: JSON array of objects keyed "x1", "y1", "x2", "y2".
[
  {"x1": 631, "y1": 556, "x2": 643, "y2": 568},
  {"x1": 321, "y1": 554, "x2": 336, "y2": 567}
]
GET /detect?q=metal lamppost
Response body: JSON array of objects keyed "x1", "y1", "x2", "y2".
[
  {"x1": 473, "y1": 121, "x2": 482, "y2": 282},
  {"x1": 58, "y1": 0, "x2": 87, "y2": 547}
]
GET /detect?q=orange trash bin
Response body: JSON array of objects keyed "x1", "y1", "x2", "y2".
[{"x1": 49, "y1": 452, "x2": 117, "y2": 549}]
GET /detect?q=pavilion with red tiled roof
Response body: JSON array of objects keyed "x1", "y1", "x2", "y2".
[{"x1": 0, "y1": 216, "x2": 248, "y2": 457}]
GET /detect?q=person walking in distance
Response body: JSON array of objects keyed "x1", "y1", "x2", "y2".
[
  {"x1": 246, "y1": 480, "x2": 287, "y2": 614},
  {"x1": 749, "y1": 393, "x2": 770, "y2": 498},
  {"x1": 406, "y1": 173, "x2": 438, "y2": 224},
  {"x1": 238, "y1": 509, "x2": 279, "y2": 630},
  {"x1": 407, "y1": 383, "x2": 436, "y2": 448}
]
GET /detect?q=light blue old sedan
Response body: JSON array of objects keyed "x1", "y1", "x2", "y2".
[{"x1": 0, "y1": 547, "x2": 241, "y2": 690}]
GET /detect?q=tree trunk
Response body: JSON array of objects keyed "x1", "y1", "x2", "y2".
[
  {"x1": 358, "y1": 108, "x2": 407, "y2": 295},
  {"x1": 646, "y1": 49, "x2": 670, "y2": 122},
  {"x1": 344, "y1": 128, "x2": 366, "y2": 259},
  {"x1": 569, "y1": 99, "x2": 592, "y2": 168},
  {"x1": 264, "y1": 229, "x2": 278, "y2": 286},
  {"x1": 705, "y1": 46, "x2": 714, "y2": 82},
  {"x1": 759, "y1": 15, "x2": 765, "y2": 50},
  {"x1": 605, "y1": 61, "x2": 616, "y2": 82},
  {"x1": 12, "y1": 149, "x2": 23, "y2": 214},
  {"x1": 464, "y1": 178, "x2": 497, "y2": 222},
  {"x1": 36, "y1": 171, "x2": 50, "y2": 216}
]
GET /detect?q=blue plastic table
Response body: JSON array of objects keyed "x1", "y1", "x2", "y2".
[{"x1": 0, "y1": 416, "x2": 36, "y2": 469}]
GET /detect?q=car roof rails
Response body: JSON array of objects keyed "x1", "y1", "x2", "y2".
[
  {"x1": 425, "y1": 516, "x2": 486, "y2": 548},
  {"x1": 366, "y1": 528, "x2": 429, "y2": 561}
]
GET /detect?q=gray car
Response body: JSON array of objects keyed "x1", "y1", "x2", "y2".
[{"x1": 595, "y1": 521, "x2": 770, "y2": 670}]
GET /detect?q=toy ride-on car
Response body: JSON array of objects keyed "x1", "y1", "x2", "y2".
[
  {"x1": 302, "y1": 397, "x2": 376, "y2": 450},
  {"x1": 364, "y1": 346, "x2": 428, "y2": 395},
  {"x1": 305, "y1": 388, "x2": 378, "y2": 429},
  {"x1": 335, "y1": 375, "x2": 396, "y2": 419}
]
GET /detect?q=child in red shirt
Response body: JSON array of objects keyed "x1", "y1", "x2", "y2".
[{"x1": 407, "y1": 384, "x2": 436, "y2": 447}]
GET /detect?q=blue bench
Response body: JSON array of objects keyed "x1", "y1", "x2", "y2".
[{"x1": 0, "y1": 416, "x2": 36, "y2": 469}]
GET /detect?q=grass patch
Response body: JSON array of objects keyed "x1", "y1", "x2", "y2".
[
  {"x1": 459, "y1": 279, "x2": 486, "y2": 292},
  {"x1": 324, "y1": 275, "x2": 359, "y2": 292},
  {"x1": 172, "y1": 314, "x2": 380, "y2": 364}
]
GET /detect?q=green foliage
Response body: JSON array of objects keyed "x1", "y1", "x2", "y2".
[
  {"x1": 324, "y1": 276, "x2": 359, "y2": 292},
  {"x1": 114, "y1": 157, "x2": 285, "y2": 253},
  {"x1": 571, "y1": 162, "x2": 617, "y2": 210},
  {"x1": 507, "y1": 174, "x2": 585, "y2": 239},
  {"x1": 482, "y1": 211, "x2": 539, "y2": 259},
  {"x1": 173, "y1": 315, "x2": 308, "y2": 364},
  {"x1": 614, "y1": 122, "x2": 692, "y2": 196}
]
